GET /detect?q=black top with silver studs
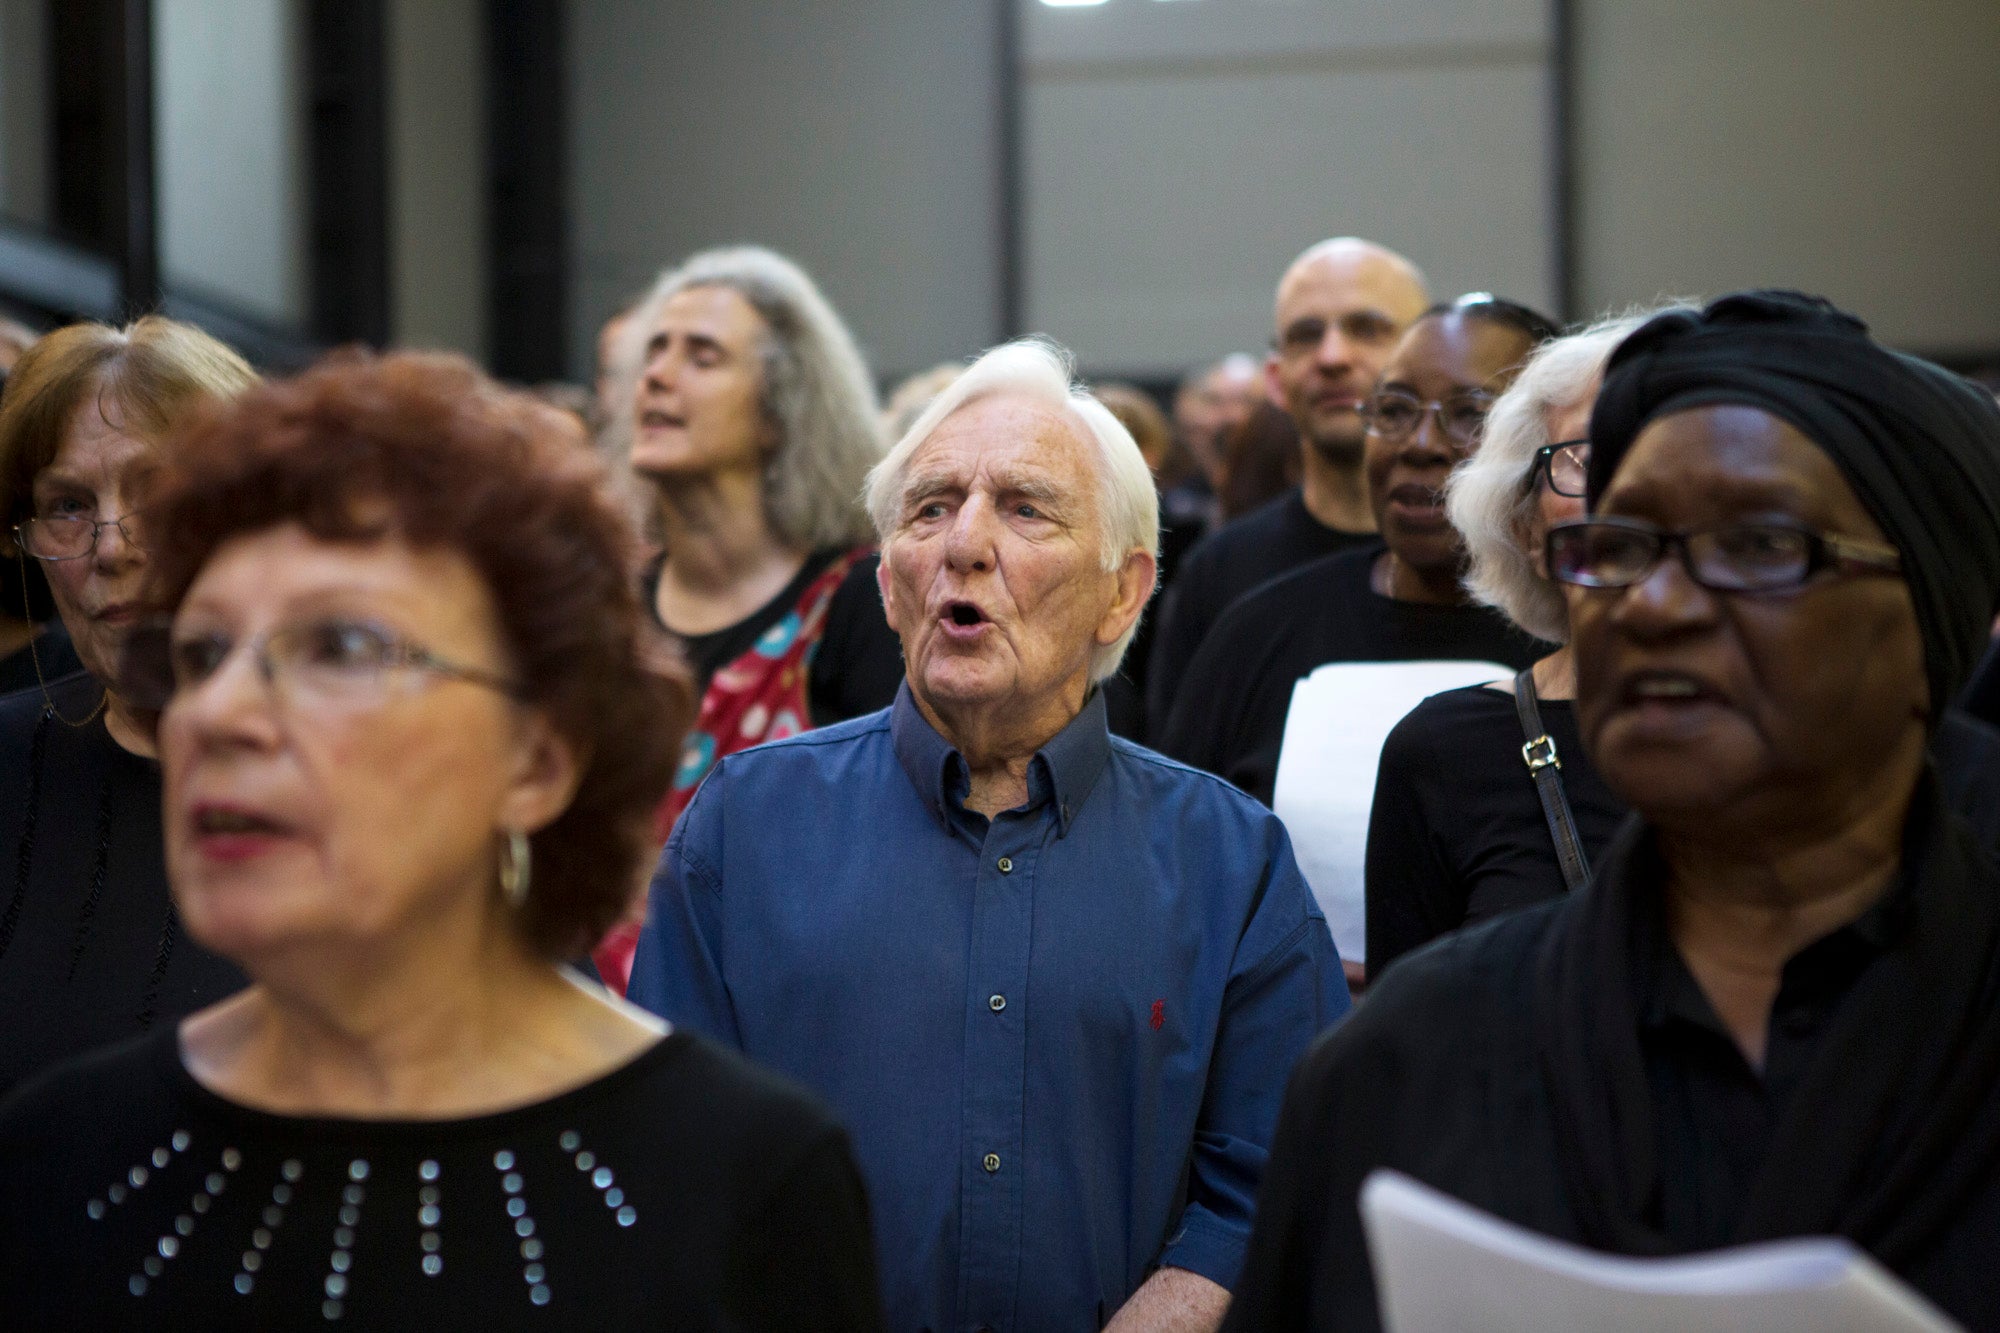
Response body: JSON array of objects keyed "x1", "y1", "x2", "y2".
[{"x1": 0, "y1": 1026, "x2": 884, "y2": 1330}]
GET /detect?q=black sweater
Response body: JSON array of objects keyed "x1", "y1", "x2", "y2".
[
  {"x1": 0, "y1": 672, "x2": 244, "y2": 1097},
  {"x1": 0, "y1": 1027, "x2": 885, "y2": 1330}
]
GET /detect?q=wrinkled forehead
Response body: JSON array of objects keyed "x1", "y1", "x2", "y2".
[{"x1": 905, "y1": 391, "x2": 1096, "y2": 492}]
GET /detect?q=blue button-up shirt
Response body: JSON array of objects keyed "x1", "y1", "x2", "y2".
[{"x1": 630, "y1": 684, "x2": 1346, "y2": 1332}]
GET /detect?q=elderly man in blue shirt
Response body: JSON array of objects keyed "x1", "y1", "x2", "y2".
[{"x1": 630, "y1": 337, "x2": 1347, "y2": 1332}]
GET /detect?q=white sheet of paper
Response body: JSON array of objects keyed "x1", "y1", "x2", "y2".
[
  {"x1": 1361, "y1": 1170, "x2": 1961, "y2": 1332},
  {"x1": 1270, "y1": 660, "x2": 1509, "y2": 964}
]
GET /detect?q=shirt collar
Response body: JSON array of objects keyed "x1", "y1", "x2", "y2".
[{"x1": 889, "y1": 680, "x2": 1111, "y2": 835}]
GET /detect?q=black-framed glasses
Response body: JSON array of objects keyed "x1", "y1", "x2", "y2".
[
  {"x1": 1530, "y1": 439, "x2": 1590, "y2": 497},
  {"x1": 14, "y1": 513, "x2": 147, "y2": 561},
  {"x1": 119, "y1": 616, "x2": 524, "y2": 712},
  {"x1": 1359, "y1": 389, "x2": 1496, "y2": 445},
  {"x1": 1546, "y1": 517, "x2": 1902, "y2": 593}
]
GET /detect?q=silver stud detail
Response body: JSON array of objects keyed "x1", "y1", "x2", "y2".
[
  {"x1": 273, "y1": 1184, "x2": 292, "y2": 1206},
  {"x1": 144, "y1": 1256, "x2": 164, "y2": 1276},
  {"x1": 234, "y1": 1272, "x2": 254, "y2": 1295},
  {"x1": 616, "y1": 1205, "x2": 636, "y2": 1227},
  {"x1": 171, "y1": 1131, "x2": 191, "y2": 1152},
  {"x1": 342, "y1": 1184, "x2": 365, "y2": 1206},
  {"x1": 192, "y1": 1194, "x2": 211, "y2": 1214},
  {"x1": 109, "y1": 1184, "x2": 127, "y2": 1204},
  {"x1": 206, "y1": 1172, "x2": 227, "y2": 1194},
  {"x1": 418, "y1": 1159, "x2": 439, "y2": 1182},
  {"x1": 158, "y1": 1237, "x2": 178, "y2": 1259},
  {"x1": 420, "y1": 1230, "x2": 441, "y2": 1252},
  {"x1": 263, "y1": 1205, "x2": 282, "y2": 1228},
  {"x1": 422, "y1": 1253, "x2": 442, "y2": 1276},
  {"x1": 151, "y1": 1147, "x2": 170, "y2": 1168},
  {"x1": 573, "y1": 1151, "x2": 594, "y2": 1171},
  {"x1": 530, "y1": 1284, "x2": 551, "y2": 1305},
  {"x1": 515, "y1": 1217, "x2": 534, "y2": 1238},
  {"x1": 493, "y1": 1150, "x2": 515, "y2": 1170},
  {"x1": 506, "y1": 1197, "x2": 527, "y2": 1218},
  {"x1": 331, "y1": 1251, "x2": 351, "y2": 1273},
  {"x1": 129, "y1": 1275, "x2": 148, "y2": 1296},
  {"x1": 253, "y1": 1228, "x2": 273, "y2": 1250},
  {"x1": 129, "y1": 1166, "x2": 148, "y2": 1188},
  {"x1": 502, "y1": 1172, "x2": 522, "y2": 1194},
  {"x1": 418, "y1": 1185, "x2": 439, "y2": 1206},
  {"x1": 604, "y1": 1187, "x2": 623, "y2": 1208},
  {"x1": 174, "y1": 1214, "x2": 194, "y2": 1236},
  {"x1": 242, "y1": 1251, "x2": 262, "y2": 1273},
  {"x1": 222, "y1": 1148, "x2": 243, "y2": 1171},
  {"x1": 558, "y1": 1131, "x2": 580, "y2": 1152},
  {"x1": 524, "y1": 1263, "x2": 546, "y2": 1282},
  {"x1": 418, "y1": 1204, "x2": 441, "y2": 1227},
  {"x1": 282, "y1": 1159, "x2": 303, "y2": 1182},
  {"x1": 87, "y1": 1199, "x2": 106, "y2": 1219},
  {"x1": 346, "y1": 1160, "x2": 368, "y2": 1182},
  {"x1": 334, "y1": 1226, "x2": 355, "y2": 1248},
  {"x1": 591, "y1": 1166, "x2": 612, "y2": 1189},
  {"x1": 326, "y1": 1273, "x2": 347, "y2": 1297},
  {"x1": 520, "y1": 1238, "x2": 543, "y2": 1260},
  {"x1": 323, "y1": 1297, "x2": 343, "y2": 1320}
]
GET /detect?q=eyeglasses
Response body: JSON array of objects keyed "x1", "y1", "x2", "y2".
[
  {"x1": 1545, "y1": 517, "x2": 1902, "y2": 593},
  {"x1": 120, "y1": 616, "x2": 524, "y2": 713},
  {"x1": 15, "y1": 513, "x2": 147, "y2": 561},
  {"x1": 1531, "y1": 440, "x2": 1589, "y2": 498},
  {"x1": 1359, "y1": 390, "x2": 1496, "y2": 445}
]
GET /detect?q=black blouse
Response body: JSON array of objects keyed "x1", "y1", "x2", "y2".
[
  {"x1": 0, "y1": 672, "x2": 244, "y2": 1098},
  {"x1": 0, "y1": 1027, "x2": 885, "y2": 1331},
  {"x1": 1364, "y1": 685, "x2": 1628, "y2": 978},
  {"x1": 1222, "y1": 774, "x2": 2000, "y2": 1333}
]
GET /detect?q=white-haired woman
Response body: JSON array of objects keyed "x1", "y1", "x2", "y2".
[
  {"x1": 595, "y1": 247, "x2": 904, "y2": 989},
  {"x1": 1362, "y1": 311, "x2": 1661, "y2": 978}
]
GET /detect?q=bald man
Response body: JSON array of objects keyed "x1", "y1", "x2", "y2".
[{"x1": 1146, "y1": 239, "x2": 1430, "y2": 736}]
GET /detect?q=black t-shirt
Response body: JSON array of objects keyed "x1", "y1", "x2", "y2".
[
  {"x1": 645, "y1": 547, "x2": 904, "y2": 725},
  {"x1": 0, "y1": 672, "x2": 246, "y2": 1098},
  {"x1": 1158, "y1": 548, "x2": 1548, "y2": 805},
  {"x1": 1365, "y1": 685, "x2": 1627, "y2": 978},
  {"x1": 1143, "y1": 489, "x2": 1380, "y2": 739},
  {"x1": 0, "y1": 1026, "x2": 885, "y2": 1331}
]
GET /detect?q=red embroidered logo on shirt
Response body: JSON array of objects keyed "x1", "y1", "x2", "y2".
[{"x1": 1150, "y1": 999, "x2": 1165, "y2": 1031}]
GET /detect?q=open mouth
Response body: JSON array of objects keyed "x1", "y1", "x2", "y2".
[
  {"x1": 193, "y1": 806, "x2": 291, "y2": 838},
  {"x1": 638, "y1": 409, "x2": 686, "y2": 430},
  {"x1": 946, "y1": 601, "x2": 986, "y2": 628},
  {"x1": 1387, "y1": 483, "x2": 1448, "y2": 524}
]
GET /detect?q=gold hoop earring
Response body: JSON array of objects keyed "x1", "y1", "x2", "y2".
[{"x1": 499, "y1": 828, "x2": 532, "y2": 909}]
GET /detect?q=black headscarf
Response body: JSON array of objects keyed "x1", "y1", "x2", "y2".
[{"x1": 1587, "y1": 290, "x2": 2000, "y2": 718}]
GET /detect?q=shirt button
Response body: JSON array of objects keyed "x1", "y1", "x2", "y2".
[
  {"x1": 988, "y1": 994, "x2": 1006, "y2": 1013},
  {"x1": 982, "y1": 1153, "x2": 1000, "y2": 1173},
  {"x1": 996, "y1": 857, "x2": 1013, "y2": 874}
]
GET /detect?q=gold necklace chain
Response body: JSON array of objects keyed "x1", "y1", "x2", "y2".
[{"x1": 17, "y1": 554, "x2": 108, "y2": 728}]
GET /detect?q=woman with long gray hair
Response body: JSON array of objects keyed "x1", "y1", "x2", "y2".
[{"x1": 595, "y1": 246, "x2": 903, "y2": 989}]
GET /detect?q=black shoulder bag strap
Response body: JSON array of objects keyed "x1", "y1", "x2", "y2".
[{"x1": 1514, "y1": 668, "x2": 1592, "y2": 893}]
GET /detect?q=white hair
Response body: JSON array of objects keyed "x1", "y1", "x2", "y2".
[
  {"x1": 864, "y1": 337, "x2": 1160, "y2": 682},
  {"x1": 1447, "y1": 303, "x2": 1696, "y2": 643},
  {"x1": 613, "y1": 245, "x2": 883, "y2": 549}
]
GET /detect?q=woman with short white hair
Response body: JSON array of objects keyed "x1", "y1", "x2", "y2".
[
  {"x1": 1363, "y1": 310, "x2": 1669, "y2": 977},
  {"x1": 595, "y1": 246, "x2": 905, "y2": 990}
]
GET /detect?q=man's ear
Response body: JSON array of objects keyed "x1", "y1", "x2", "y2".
[
  {"x1": 876, "y1": 546, "x2": 902, "y2": 629},
  {"x1": 1263, "y1": 354, "x2": 1286, "y2": 409},
  {"x1": 499, "y1": 710, "x2": 586, "y2": 838},
  {"x1": 1096, "y1": 548, "x2": 1157, "y2": 649}
]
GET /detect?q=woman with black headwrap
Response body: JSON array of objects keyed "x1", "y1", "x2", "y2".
[{"x1": 1222, "y1": 291, "x2": 2000, "y2": 1332}]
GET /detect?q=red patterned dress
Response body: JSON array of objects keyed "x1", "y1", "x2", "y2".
[{"x1": 594, "y1": 546, "x2": 878, "y2": 990}]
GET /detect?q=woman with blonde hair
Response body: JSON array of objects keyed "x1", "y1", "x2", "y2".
[{"x1": 0, "y1": 316, "x2": 257, "y2": 1096}]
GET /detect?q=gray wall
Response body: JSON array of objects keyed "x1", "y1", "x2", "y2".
[
  {"x1": 1573, "y1": 0, "x2": 2000, "y2": 359},
  {"x1": 388, "y1": 0, "x2": 490, "y2": 359},
  {"x1": 1021, "y1": 0, "x2": 1554, "y2": 375},
  {"x1": 154, "y1": 0, "x2": 309, "y2": 325},
  {"x1": 0, "y1": 0, "x2": 48, "y2": 230},
  {"x1": 564, "y1": 0, "x2": 1005, "y2": 384}
]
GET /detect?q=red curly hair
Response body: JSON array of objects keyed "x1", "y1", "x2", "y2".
[{"x1": 142, "y1": 349, "x2": 692, "y2": 959}]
